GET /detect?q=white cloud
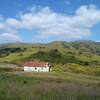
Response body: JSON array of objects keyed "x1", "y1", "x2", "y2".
[
  {"x1": 0, "y1": 33, "x2": 21, "y2": 43},
  {"x1": 6, "y1": 18, "x2": 20, "y2": 28},
  {"x1": 17, "y1": 5, "x2": 100, "y2": 40},
  {"x1": 0, "y1": 4, "x2": 100, "y2": 42},
  {"x1": 0, "y1": 23, "x2": 5, "y2": 29}
]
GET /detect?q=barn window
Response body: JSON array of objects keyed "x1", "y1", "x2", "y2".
[{"x1": 35, "y1": 67, "x2": 37, "y2": 70}]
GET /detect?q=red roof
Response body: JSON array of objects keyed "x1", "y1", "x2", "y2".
[{"x1": 24, "y1": 61, "x2": 50, "y2": 67}]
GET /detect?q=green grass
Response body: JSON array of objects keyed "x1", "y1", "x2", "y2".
[
  {"x1": 0, "y1": 49, "x2": 36, "y2": 63},
  {"x1": 0, "y1": 72, "x2": 100, "y2": 100},
  {"x1": 77, "y1": 54, "x2": 100, "y2": 62},
  {"x1": 0, "y1": 41, "x2": 100, "y2": 66}
]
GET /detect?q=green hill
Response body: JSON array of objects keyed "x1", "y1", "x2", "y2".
[
  {"x1": 0, "y1": 41, "x2": 100, "y2": 64},
  {"x1": 0, "y1": 41, "x2": 100, "y2": 76}
]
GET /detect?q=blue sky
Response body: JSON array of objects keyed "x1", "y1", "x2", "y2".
[{"x1": 0, "y1": 0, "x2": 100, "y2": 43}]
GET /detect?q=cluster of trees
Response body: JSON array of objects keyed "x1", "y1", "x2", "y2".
[{"x1": 0, "y1": 47, "x2": 26, "y2": 58}]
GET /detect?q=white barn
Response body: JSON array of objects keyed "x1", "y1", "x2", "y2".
[{"x1": 24, "y1": 61, "x2": 52, "y2": 72}]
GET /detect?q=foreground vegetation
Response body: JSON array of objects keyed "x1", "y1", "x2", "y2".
[{"x1": 0, "y1": 72, "x2": 100, "y2": 100}]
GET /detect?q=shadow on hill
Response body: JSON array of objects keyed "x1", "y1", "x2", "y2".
[{"x1": 25, "y1": 49, "x2": 80, "y2": 64}]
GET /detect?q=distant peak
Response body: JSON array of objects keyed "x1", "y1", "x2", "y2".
[{"x1": 73, "y1": 40, "x2": 95, "y2": 43}]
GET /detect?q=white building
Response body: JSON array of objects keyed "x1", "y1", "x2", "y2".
[{"x1": 24, "y1": 61, "x2": 52, "y2": 72}]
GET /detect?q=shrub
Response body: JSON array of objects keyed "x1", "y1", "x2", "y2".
[{"x1": 49, "y1": 49, "x2": 61, "y2": 57}]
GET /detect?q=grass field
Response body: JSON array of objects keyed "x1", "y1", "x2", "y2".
[{"x1": 0, "y1": 72, "x2": 100, "y2": 100}]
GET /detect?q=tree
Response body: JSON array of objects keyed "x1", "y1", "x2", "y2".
[{"x1": 49, "y1": 49, "x2": 61, "y2": 57}]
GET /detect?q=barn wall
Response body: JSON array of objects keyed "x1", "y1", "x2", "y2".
[{"x1": 24, "y1": 66, "x2": 50, "y2": 72}]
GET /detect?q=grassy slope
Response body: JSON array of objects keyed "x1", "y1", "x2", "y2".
[
  {"x1": 0, "y1": 41, "x2": 100, "y2": 63},
  {"x1": 0, "y1": 42, "x2": 100, "y2": 99},
  {"x1": 0, "y1": 41, "x2": 100, "y2": 76},
  {"x1": 0, "y1": 72, "x2": 100, "y2": 100}
]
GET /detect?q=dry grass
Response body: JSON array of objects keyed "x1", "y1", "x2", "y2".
[{"x1": 0, "y1": 72, "x2": 100, "y2": 100}]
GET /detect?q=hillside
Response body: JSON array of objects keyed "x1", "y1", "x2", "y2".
[
  {"x1": 0, "y1": 41, "x2": 100, "y2": 76},
  {"x1": 0, "y1": 41, "x2": 100, "y2": 63}
]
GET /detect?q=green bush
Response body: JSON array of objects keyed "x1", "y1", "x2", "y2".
[{"x1": 54, "y1": 63, "x2": 100, "y2": 76}]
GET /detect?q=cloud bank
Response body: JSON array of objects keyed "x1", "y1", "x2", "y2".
[{"x1": 0, "y1": 4, "x2": 100, "y2": 43}]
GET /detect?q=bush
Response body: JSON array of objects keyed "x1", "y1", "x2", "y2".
[
  {"x1": 37, "y1": 50, "x2": 45, "y2": 54},
  {"x1": 15, "y1": 67, "x2": 23, "y2": 71},
  {"x1": 49, "y1": 49, "x2": 61, "y2": 57},
  {"x1": 0, "y1": 67, "x2": 23, "y2": 72},
  {"x1": 18, "y1": 53, "x2": 23, "y2": 56},
  {"x1": 54, "y1": 63, "x2": 100, "y2": 76},
  {"x1": 53, "y1": 63, "x2": 63, "y2": 73},
  {"x1": 0, "y1": 67, "x2": 15, "y2": 72}
]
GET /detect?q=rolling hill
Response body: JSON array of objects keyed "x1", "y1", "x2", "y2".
[
  {"x1": 0, "y1": 40, "x2": 100, "y2": 76},
  {"x1": 0, "y1": 40, "x2": 100, "y2": 63}
]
